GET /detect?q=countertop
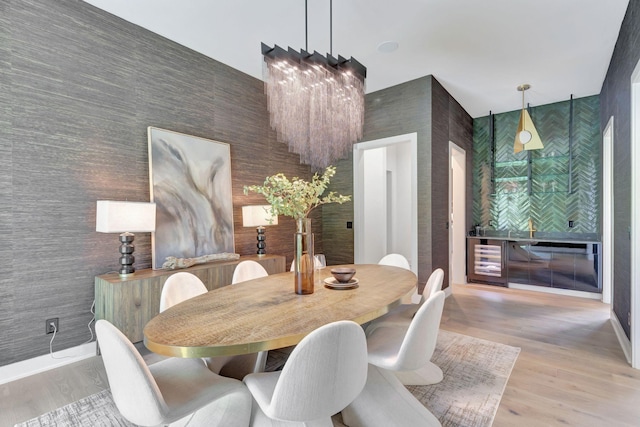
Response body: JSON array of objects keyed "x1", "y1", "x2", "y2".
[{"x1": 467, "y1": 232, "x2": 600, "y2": 244}]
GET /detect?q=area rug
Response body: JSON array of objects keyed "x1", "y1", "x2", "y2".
[{"x1": 16, "y1": 330, "x2": 519, "y2": 427}]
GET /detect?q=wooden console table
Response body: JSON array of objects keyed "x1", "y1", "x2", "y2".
[{"x1": 95, "y1": 254, "x2": 286, "y2": 343}]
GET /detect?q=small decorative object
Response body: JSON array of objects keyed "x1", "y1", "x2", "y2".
[
  {"x1": 244, "y1": 166, "x2": 350, "y2": 294},
  {"x1": 242, "y1": 205, "x2": 278, "y2": 256},
  {"x1": 96, "y1": 200, "x2": 156, "y2": 277},
  {"x1": 330, "y1": 267, "x2": 356, "y2": 283},
  {"x1": 161, "y1": 252, "x2": 240, "y2": 270}
]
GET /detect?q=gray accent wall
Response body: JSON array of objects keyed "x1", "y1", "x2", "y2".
[
  {"x1": 323, "y1": 76, "x2": 473, "y2": 290},
  {"x1": 1, "y1": 0, "x2": 314, "y2": 366},
  {"x1": 600, "y1": 1, "x2": 637, "y2": 339}
]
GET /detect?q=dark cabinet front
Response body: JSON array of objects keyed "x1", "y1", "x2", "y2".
[{"x1": 506, "y1": 241, "x2": 600, "y2": 293}]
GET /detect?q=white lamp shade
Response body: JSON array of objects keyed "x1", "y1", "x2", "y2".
[
  {"x1": 96, "y1": 201, "x2": 156, "y2": 233},
  {"x1": 242, "y1": 205, "x2": 278, "y2": 227}
]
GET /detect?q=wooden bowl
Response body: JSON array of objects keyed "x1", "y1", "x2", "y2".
[{"x1": 331, "y1": 267, "x2": 356, "y2": 283}]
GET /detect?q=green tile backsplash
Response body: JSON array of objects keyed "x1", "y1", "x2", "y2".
[{"x1": 472, "y1": 95, "x2": 600, "y2": 235}]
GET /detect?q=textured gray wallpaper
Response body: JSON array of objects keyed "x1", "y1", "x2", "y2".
[
  {"x1": 600, "y1": 1, "x2": 637, "y2": 340},
  {"x1": 323, "y1": 76, "x2": 474, "y2": 289},
  {"x1": 1, "y1": 0, "x2": 313, "y2": 366}
]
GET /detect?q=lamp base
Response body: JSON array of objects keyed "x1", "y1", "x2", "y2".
[
  {"x1": 118, "y1": 232, "x2": 135, "y2": 276},
  {"x1": 256, "y1": 226, "x2": 266, "y2": 256}
]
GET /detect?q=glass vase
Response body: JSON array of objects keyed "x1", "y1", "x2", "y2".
[{"x1": 294, "y1": 218, "x2": 314, "y2": 294}]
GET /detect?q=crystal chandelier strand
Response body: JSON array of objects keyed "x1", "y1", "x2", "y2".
[{"x1": 262, "y1": 44, "x2": 366, "y2": 170}]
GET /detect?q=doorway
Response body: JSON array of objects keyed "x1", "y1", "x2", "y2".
[
  {"x1": 449, "y1": 142, "x2": 466, "y2": 286},
  {"x1": 631, "y1": 60, "x2": 640, "y2": 368},
  {"x1": 353, "y1": 133, "x2": 417, "y2": 272},
  {"x1": 602, "y1": 116, "x2": 614, "y2": 306}
]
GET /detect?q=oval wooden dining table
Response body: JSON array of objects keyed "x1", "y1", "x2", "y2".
[{"x1": 144, "y1": 264, "x2": 416, "y2": 359}]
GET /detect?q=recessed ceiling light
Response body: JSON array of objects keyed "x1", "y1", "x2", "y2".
[{"x1": 377, "y1": 41, "x2": 399, "y2": 53}]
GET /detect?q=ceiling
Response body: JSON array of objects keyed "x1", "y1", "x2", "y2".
[{"x1": 83, "y1": 0, "x2": 629, "y2": 118}]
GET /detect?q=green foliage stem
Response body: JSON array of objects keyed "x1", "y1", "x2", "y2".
[{"x1": 243, "y1": 166, "x2": 351, "y2": 221}]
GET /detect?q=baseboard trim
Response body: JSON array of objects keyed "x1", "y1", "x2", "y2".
[
  {"x1": 610, "y1": 309, "x2": 632, "y2": 365},
  {"x1": 0, "y1": 341, "x2": 97, "y2": 385},
  {"x1": 507, "y1": 282, "x2": 602, "y2": 300}
]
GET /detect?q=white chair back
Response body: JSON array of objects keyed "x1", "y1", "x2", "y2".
[
  {"x1": 266, "y1": 320, "x2": 368, "y2": 421},
  {"x1": 159, "y1": 272, "x2": 207, "y2": 313},
  {"x1": 421, "y1": 268, "x2": 444, "y2": 303},
  {"x1": 232, "y1": 260, "x2": 268, "y2": 284},
  {"x1": 395, "y1": 291, "x2": 445, "y2": 371},
  {"x1": 96, "y1": 320, "x2": 167, "y2": 426},
  {"x1": 378, "y1": 253, "x2": 411, "y2": 270},
  {"x1": 289, "y1": 255, "x2": 326, "y2": 271}
]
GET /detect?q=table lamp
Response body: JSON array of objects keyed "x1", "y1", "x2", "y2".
[
  {"x1": 96, "y1": 200, "x2": 156, "y2": 276},
  {"x1": 242, "y1": 205, "x2": 277, "y2": 256}
]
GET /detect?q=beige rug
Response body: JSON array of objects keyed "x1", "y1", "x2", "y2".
[{"x1": 16, "y1": 330, "x2": 519, "y2": 427}]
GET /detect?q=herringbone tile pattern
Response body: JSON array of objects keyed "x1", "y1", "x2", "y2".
[{"x1": 473, "y1": 95, "x2": 599, "y2": 234}]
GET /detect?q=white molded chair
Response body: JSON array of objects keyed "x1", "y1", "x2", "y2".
[
  {"x1": 289, "y1": 255, "x2": 326, "y2": 271},
  {"x1": 378, "y1": 253, "x2": 411, "y2": 270},
  {"x1": 160, "y1": 272, "x2": 258, "y2": 380},
  {"x1": 231, "y1": 261, "x2": 270, "y2": 372},
  {"x1": 96, "y1": 319, "x2": 251, "y2": 427},
  {"x1": 243, "y1": 320, "x2": 368, "y2": 427},
  {"x1": 160, "y1": 272, "x2": 208, "y2": 312},
  {"x1": 377, "y1": 253, "x2": 422, "y2": 303},
  {"x1": 232, "y1": 260, "x2": 268, "y2": 284},
  {"x1": 341, "y1": 364, "x2": 441, "y2": 427},
  {"x1": 367, "y1": 291, "x2": 446, "y2": 386},
  {"x1": 366, "y1": 268, "x2": 444, "y2": 334}
]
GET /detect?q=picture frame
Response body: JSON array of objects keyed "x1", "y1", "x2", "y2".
[{"x1": 148, "y1": 127, "x2": 235, "y2": 269}]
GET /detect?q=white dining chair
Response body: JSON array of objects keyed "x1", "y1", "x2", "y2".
[
  {"x1": 341, "y1": 363, "x2": 441, "y2": 427},
  {"x1": 96, "y1": 319, "x2": 252, "y2": 427},
  {"x1": 378, "y1": 253, "x2": 411, "y2": 270},
  {"x1": 231, "y1": 260, "x2": 271, "y2": 372},
  {"x1": 232, "y1": 260, "x2": 268, "y2": 284},
  {"x1": 377, "y1": 253, "x2": 422, "y2": 303},
  {"x1": 367, "y1": 290, "x2": 446, "y2": 386},
  {"x1": 289, "y1": 255, "x2": 326, "y2": 271},
  {"x1": 159, "y1": 271, "x2": 208, "y2": 312},
  {"x1": 242, "y1": 320, "x2": 368, "y2": 427},
  {"x1": 366, "y1": 268, "x2": 444, "y2": 334},
  {"x1": 160, "y1": 272, "x2": 258, "y2": 380}
]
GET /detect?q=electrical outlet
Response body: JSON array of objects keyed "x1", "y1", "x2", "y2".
[
  {"x1": 568, "y1": 220, "x2": 574, "y2": 228},
  {"x1": 46, "y1": 318, "x2": 59, "y2": 334}
]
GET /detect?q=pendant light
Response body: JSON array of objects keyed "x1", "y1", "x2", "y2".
[
  {"x1": 261, "y1": 0, "x2": 366, "y2": 170},
  {"x1": 514, "y1": 84, "x2": 543, "y2": 153}
]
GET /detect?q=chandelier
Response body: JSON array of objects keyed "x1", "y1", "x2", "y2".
[{"x1": 262, "y1": 0, "x2": 367, "y2": 170}]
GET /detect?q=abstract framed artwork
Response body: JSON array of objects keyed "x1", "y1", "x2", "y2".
[{"x1": 148, "y1": 127, "x2": 235, "y2": 269}]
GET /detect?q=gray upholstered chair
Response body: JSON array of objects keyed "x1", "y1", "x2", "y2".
[
  {"x1": 242, "y1": 320, "x2": 368, "y2": 427},
  {"x1": 232, "y1": 260, "x2": 268, "y2": 284},
  {"x1": 367, "y1": 290, "x2": 446, "y2": 386},
  {"x1": 366, "y1": 268, "x2": 444, "y2": 334},
  {"x1": 96, "y1": 319, "x2": 251, "y2": 427},
  {"x1": 160, "y1": 272, "x2": 259, "y2": 380}
]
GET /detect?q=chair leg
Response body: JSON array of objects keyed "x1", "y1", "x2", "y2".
[
  {"x1": 253, "y1": 350, "x2": 268, "y2": 373},
  {"x1": 342, "y1": 364, "x2": 441, "y2": 427},
  {"x1": 393, "y1": 361, "x2": 444, "y2": 386}
]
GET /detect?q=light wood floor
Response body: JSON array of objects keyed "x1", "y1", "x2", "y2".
[{"x1": 2, "y1": 283, "x2": 640, "y2": 426}]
